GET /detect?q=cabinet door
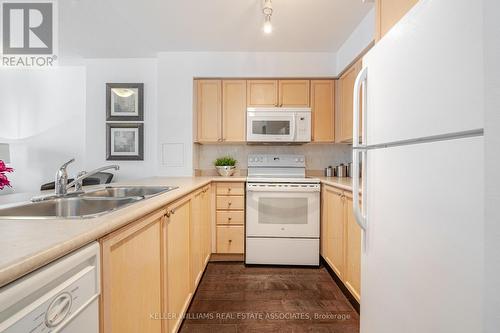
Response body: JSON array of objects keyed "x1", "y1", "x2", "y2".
[
  {"x1": 190, "y1": 191, "x2": 203, "y2": 290},
  {"x1": 197, "y1": 80, "x2": 222, "y2": 142},
  {"x1": 376, "y1": 0, "x2": 419, "y2": 41},
  {"x1": 322, "y1": 186, "x2": 346, "y2": 279},
  {"x1": 311, "y1": 80, "x2": 335, "y2": 142},
  {"x1": 101, "y1": 210, "x2": 164, "y2": 333},
  {"x1": 222, "y1": 80, "x2": 247, "y2": 142},
  {"x1": 337, "y1": 61, "x2": 362, "y2": 143},
  {"x1": 278, "y1": 80, "x2": 310, "y2": 107},
  {"x1": 201, "y1": 186, "x2": 212, "y2": 265},
  {"x1": 165, "y1": 198, "x2": 192, "y2": 333},
  {"x1": 344, "y1": 193, "x2": 361, "y2": 302},
  {"x1": 247, "y1": 80, "x2": 278, "y2": 107},
  {"x1": 216, "y1": 225, "x2": 244, "y2": 253}
]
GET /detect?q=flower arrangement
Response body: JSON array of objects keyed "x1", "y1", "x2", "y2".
[{"x1": 0, "y1": 160, "x2": 13, "y2": 190}]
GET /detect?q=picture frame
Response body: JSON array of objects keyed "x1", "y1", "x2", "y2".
[
  {"x1": 106, "y1": 123, "x2": 144, "y2": 161},
  {"x1": 106, "y1": 83, "x2": 144, "y2": 121}
]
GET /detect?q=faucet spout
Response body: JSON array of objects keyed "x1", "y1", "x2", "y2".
[{"x1": 67, "y1": 165, "x2": 120, "y2": 191}]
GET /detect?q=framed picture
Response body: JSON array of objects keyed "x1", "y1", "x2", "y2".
[
  {"x1": 106, "y1": 83, "x2": 144, "y2": 121},
  {"x1": 106, "y1": 123, "x2": 144, "y2": 160}
]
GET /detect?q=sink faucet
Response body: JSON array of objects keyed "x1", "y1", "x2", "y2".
[
  {"x1": 67, "y1": 164, "x2": 120, "y2": 192},
  {"x1": 55, "y1": 158, "x2": 75, "y2": 196},
  {"x1": 54, "y1": 159, "x2": 119, "y2": 196}
]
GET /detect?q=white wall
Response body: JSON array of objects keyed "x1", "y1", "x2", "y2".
[
  {"x1": 336, "y1": 8, "x2": 375, "y2": 73},
  {"x1": 84, "y1": 58, "x2": 158, "y2": 182},
  {"x1": 0, "y1": 67, "x2": 86, "y2": 194},
  {"x1": 484, "y1": 0, "x2": 500, "y2": 330},
  {"x1": 156, "y1": 52, "x2": 338, "y2": 176}
]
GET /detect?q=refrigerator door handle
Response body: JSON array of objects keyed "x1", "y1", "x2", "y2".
[{"x1": 353, "y1": 67, "x2": 368, "y2": 232}]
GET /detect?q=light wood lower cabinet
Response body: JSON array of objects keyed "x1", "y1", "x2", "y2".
[
  {"x1": 321, "y1": 185, "x2": 345, "y2": 279},
  {"x1": 344, "y1": 193, "x2": 361, "y2": 301},
  {"x1": 321, "y1": 184, "x2": 361, "y2": 302},
  {"x1": 164, "y1": 197, "x2": 192, "y2": 333},
  {"x1": 216, "y1": 226, "x2": 245, "y2": 253},
  {"x1": 215, "y1": 182, "x2": 245, "y2": 254},
  {"x1": 100, "y1": 210, "x2": 164, "y2": 333},
  {"x1": 100, "y1": 184, "x2": 214, "y2": 333}
]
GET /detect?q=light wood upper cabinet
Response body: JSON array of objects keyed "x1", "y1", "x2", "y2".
[
  {"x1": 344, "y1": 193, "x2": 361, "y2": 302},
  {"x1": 311, "y1": 80, "x2": 335, "y2": 142},
  {"x1": 196, "y1": 80, "x2": 222, "y2": 143},
  {"x1": 247, "y1": 79, "x2": 310, "y2": 107},
  {"x1": 376, "y1": 0, "x2": 419, "y2": 41},
  {"x1": 279, "y1": 80, "x2": 310, "y2": 107},
  {"x1": 164, "y1": 198, "x2": 192, "y2": 333},
  {"x1": 247, "y1": 80, "x2": 278, "y2": 107},
  {"x1": 101, "y1": 210, "x2": 164, "y2": 333},
  {"x1": 337, "y1": 60, "x2": 362, "y2": 143},
  {"x1": 222, "y1": 80, "x2": 247, "y2": 142}
]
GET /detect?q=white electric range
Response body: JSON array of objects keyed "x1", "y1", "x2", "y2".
[{"x1": 245, "y1": 154, "x2": 320, "y2": 266}]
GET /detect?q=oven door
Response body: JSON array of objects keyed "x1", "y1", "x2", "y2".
[
  {"x1": 247, "y1": 111, "x2": 296, "y2": 142},
  {"x1": 246, "y1": 183, "x2": 320, "y2": 238}
]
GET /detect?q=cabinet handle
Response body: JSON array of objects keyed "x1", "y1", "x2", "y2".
[
  {"x1": 165, "y1": 211, "x2": 171, "y2": 218},
  {"x1": 228, "y1": 202, "x2": 232, "y2": 206},
  {"x1": 228, "y1": 239, "x2": 232, "y2": 243},
  {"x1": 227, "y1": 188, "x2": 232, "y2": 192},
  {"x1": 228, "y1": 217, "x2": 232, "y2": 221}
]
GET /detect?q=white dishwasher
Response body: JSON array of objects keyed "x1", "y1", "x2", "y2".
[{"x1": 0, "y1": 242, "x2": 100, "y2": 333}]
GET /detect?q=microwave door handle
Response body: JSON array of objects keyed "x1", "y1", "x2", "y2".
[{"x1": 290, "y1": 115, "x2": 297, "y2": 141}]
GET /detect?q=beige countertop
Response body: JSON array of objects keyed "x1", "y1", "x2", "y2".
[
  {"x1": 0, "y1": 175, "x2": 354, "y2": 288},
  {"x1": 316, "y1": 176, "x2": 355, "y2": 192}
]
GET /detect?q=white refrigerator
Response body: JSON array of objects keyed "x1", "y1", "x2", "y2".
[{"x1": 352, "y1": 1, "x2": 484, "y2": 332}]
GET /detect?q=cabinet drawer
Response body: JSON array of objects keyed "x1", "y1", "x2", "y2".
[
  {"x1": 216, "y1": 211, "x2": 245, "y2": 225},
  {"x1": 216, "y1": 196, "x2": 244, "y2": 210},
  {"x1": 216, "y1": 226, "x2": 244, "y2": 253},
  {"x1": 216, "y1": 182, "x2": 245, "y2": 196}
]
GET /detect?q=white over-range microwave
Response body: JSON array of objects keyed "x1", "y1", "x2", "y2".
[{"x1": 246, "y1": 108, "x2": 311, "y2": 143}]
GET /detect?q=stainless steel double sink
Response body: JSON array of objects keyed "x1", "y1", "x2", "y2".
[{"x1": 0, "y1": 186, "x2": 178, "y2": 219}]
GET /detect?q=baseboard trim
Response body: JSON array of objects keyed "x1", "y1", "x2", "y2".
[
  {"x1": 209, "y1": 253, "x2": 245, "y2": 262},
  {"x1": 321, "y1": 257, "x2": 360, "y2": 314}
]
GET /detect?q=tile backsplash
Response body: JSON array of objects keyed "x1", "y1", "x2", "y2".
[{"x1": 195, "y1": 144, "x2": 352, "y2": 172}]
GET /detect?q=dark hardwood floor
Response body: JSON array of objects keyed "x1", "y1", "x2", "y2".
[{"x1": 179, "y1": 262, "x2": 360, "y2": 333}]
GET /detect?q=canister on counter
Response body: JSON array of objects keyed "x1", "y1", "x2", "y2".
[{"x1": 325, "y1": 166, "x2": 333, "y2": 177}]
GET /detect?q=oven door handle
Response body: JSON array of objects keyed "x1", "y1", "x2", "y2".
[{"x1": 246, "y1": 186, "x2": 320, "y2": 193}]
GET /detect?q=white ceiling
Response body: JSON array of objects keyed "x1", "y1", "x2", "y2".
[{"x1": 59, "y1": 0, "x2": 373, "y2": 58}]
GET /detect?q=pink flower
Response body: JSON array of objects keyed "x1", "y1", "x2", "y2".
[
  {"x1": 0, "y1": 173, "x2": 11, "y2": 190},
  {"x1": 0, "y1": 160, "x2": 13, "y2": 173}
]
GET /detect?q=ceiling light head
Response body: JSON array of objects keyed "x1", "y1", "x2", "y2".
[
  {"x1": 262, "y1": 0, "x2": 273, "y2": 34},
  {"x1": 263, "y1": 15, "x2": 273, "y2": 34}
]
